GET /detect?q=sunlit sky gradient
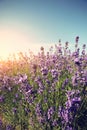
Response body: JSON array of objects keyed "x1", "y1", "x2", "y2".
[{"x1": 0, "y1": 0, "x2": 87, "y2": 59}]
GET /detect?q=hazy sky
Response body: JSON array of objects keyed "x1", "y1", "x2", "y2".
[{"x1": 0, "y1": 0, "x2": 87, "y2": 59}]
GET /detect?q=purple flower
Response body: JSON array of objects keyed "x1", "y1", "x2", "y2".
[
  {"x1": 44, "y1": 97, "x2": 47, "y2": 103},
  {"x1": 0, "y1": 119, "x2": 3, "y2": 127},
  {"x1": 25, "y1": 84, "x2": 32, "y2": 93},
  {"x1": 82, "y1": 50, "x2": 85, "y2": 55},
  {"x1": 84, "y1": 70, "x2": 87, "y2": 85},
  {"x1": 35, "y1": 103, "x2": 45, "y2": 123},
  {"x1": 15, "y1": 93, "x2": 19, "y2": 98},
  {"x1": 41, "y1": 67, "x2": 48, "y2": 76},
  {"x1": 35, "y1": 103, "x2": 42, "y2": 116},
  {"x1": 72, "y1": 97, "x2": 81, "y2": 104},
  {"x1": 47, "y1": 107, "x2": 54, "y2": 120},
  {"x1": 46, "y1": 79, "x2": 51, "y2": 86},
  {"x1": 65, "y1": 125, "x2": 73, "y2": 130},
  {"x1": 75, "y1": 36, "x2": 79, "y2": 43},
  {"x1": 74, "y1": 58, "x2": 80, "y2": 65},
  {"x1": 8, "y1": 87, "x2": 12, "y2": 91},
  {"x1": 59, "y1": 90, "x2": 81, "y2": 128},
  {"x1": 12, "y1": 107, "x2": 17, "y2": 114},
  {"x1": 18, "y1": 74, "x2": 27, "y2": 83},
  {"x1": 37, "y1": 82, "x2": 45, "y2": 94},
  {"x1": 0, "y1": 95, "x2": 4, "y2": 103},
  {"x1": 62, "y1": 78, "x2": 69, "y2": 88},
  {"x1": 35, "y1": 76, "x2": 42, "y2": 83},
  {"x1": 72, "y1": 75, "x2": 78, "y2": 86},
  {"x1": 82, "y1": 44, "x2": 86, "y2": 49},
  {"x1": 84, "y1": 57, "x2": 87, "y2": 62},
  {"x1": 65, "y1": 41, "x2": 69, "y2": 49},
  {"x1": 52, "y1": 119, "x2": 58, "y2": 126},
  {"x1": 58, "y1": 106, "x2": 69, "y2": 123},
  {"x1": 6, "y1": 125, "x2": 12, "y2": 130},
  {"x1": 51, "y1": 69, "x2": 58, "y2": 79},
  {"x1": 38, "y1": 86, "x2": 44, "y2": 94}
]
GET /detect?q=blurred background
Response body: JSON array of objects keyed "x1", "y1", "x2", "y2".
[{"x1": 0, "y1": 0, "x2": 87, "y2": 59}]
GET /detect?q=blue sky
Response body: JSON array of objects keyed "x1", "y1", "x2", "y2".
[{"x1": 0, "y1": 0, "x2": 87, "y2": 58}]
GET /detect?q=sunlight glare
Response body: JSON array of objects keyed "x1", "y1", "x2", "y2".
[{"x1": 0, "y1": 26, "x2": 39, "y2": 60}]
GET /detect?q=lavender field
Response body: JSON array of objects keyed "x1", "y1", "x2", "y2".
[{"x1": 0, "y1": 37, "x2": 87, "y2": 130}]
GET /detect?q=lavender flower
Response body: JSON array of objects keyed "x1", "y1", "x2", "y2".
[
  {"x1": 25, "y1": 84, "x2": 32, "y2": 94},
  {"x1": 74, "y1": 58, "x2": 80, "y2": 65},
  {"x1": 59, "y1": 90, "x2": 81, "y2": 129},
  {"x1": 72, "y1": 75, "x2": 78, "y2": 86},
  {"x1": 15, "y1": 93, "x2": 19, "y2": 98},
  {"x1": 62, "y1": 78, "x2": 69, "y2": 89},
  {"x1": 35, "y1": 103, "x2": 45, "y2": 123},
  {"x1": 8, "y1": 87, "x2": 12, "y2": 91},
  {"x1": 18, "y1": 74, "x2": 27, "y2": 83},
  {"x1": 41, "y1": 66, "x2": 48, "y2": 76},
  {"x1": 84, "y1": 70, "x2": 87, "y2": 85},
  {"x1": 52, "y1": 119, "x2": 58, "y2": 126},
  {"x1": 75, "y1": 36, "x2": 79, "y2": 44},
  {"x1": 12, "y1": 107, "x2": 17, "y2": 114},
  {"x1": 0, "y1": 119, "x2": 3, "y2": 127},
  {"x1": 6, "y1": 125, "x2": 12, "y2": 130},
  {"x1": 51, "y1": 69, "x2": 58, "y2": 80},
  {"x1": 35, "y1": 103, "x2": 42, "y2": 117},
  {"x1": 82, "y1": 44, "x2": 86, "y2": 49},
  {"x1": 0, "y1": 95, "x2": 4, "y2": 103},
  {"x1": 47, "y1": 107, "x2": 54, "y2": 120}
]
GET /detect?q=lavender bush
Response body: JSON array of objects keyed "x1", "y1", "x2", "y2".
[{"x1": 0, "y1": 37, "x2": 87, "y2": 130}]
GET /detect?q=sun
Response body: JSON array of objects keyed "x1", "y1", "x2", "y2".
[{"x1": 0, "y1": 26, "x2": 37, "y2": 60}]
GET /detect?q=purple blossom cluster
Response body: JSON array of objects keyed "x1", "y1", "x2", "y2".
[
  {"x1": 0, "y1": 37, "x2": 87, "y2": 129},
  {"x1": 58, "y1": 90, "x2": 81, "y2": 129}
]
